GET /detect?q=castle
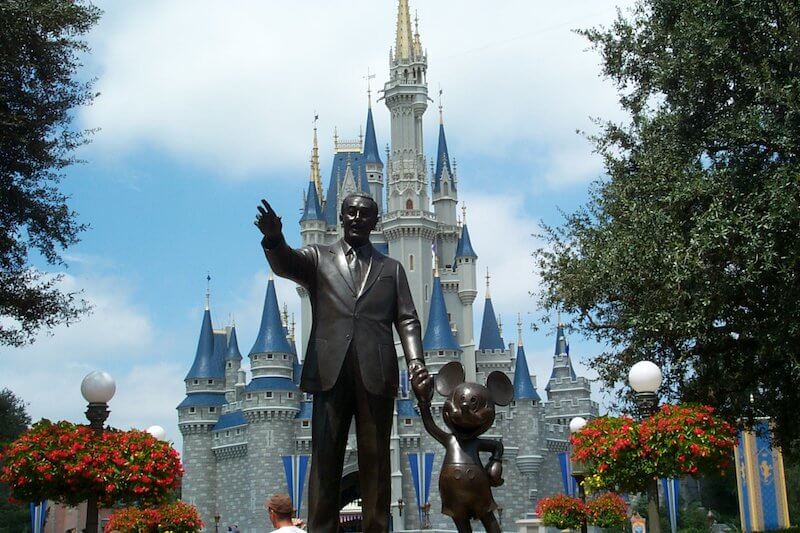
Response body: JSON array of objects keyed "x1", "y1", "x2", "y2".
[{"x1": 177, "y1": 1, "x2": 598, "y2": 531}]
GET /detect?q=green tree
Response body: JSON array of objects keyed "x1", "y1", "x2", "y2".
[
  {"x1": 0, "y1": 389, "x2": 32, "y2": 533},
  {"x1": 0, "y1": 0, "x2": 101, "y2": 347},
  {"x1": 537, "y1": 0, "x2": 800, "y2": 455}
]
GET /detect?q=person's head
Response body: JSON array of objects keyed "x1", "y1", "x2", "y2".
[
  {"x1": 339, "y1": 193, "x2": 379, "y2": 247},
  {"x1": 266, "y1": 493, "x2": 294, "y2": 527}
]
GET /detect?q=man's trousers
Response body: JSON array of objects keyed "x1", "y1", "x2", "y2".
[{"x1": 306, "y1": 346, "x2": 395, "y2": 533}]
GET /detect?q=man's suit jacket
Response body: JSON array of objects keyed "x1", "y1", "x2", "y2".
[{"x1": 263, "y1": 237, "x2": 423, "y2": 398}]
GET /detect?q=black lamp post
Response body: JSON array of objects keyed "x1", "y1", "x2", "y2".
[
  {"x1": 569, "y1": 417, "x2": 589, "y2": 533},
  {"x1": 628, "y1": 361, "x2": 663, "y2": 533},
  {"x1": 397, "y1": 498, "x2": 404, "y2": 517},
  {"x1": 80, "y1": 371, "x2": 116, "y2": 533},
  {"x1": 213, "y1": 512, "x2": 220, "y2": 533},
  {"x1": 421, "y1": 501, "x2": 431, "y2": 529}
]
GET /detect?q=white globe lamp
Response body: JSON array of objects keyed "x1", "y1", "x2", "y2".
[
  {"x1": 81, "y1": 370, "x2": 116, "y2": 404},
  {"x1": 628, "y1": 361, "x2": 662, "y2": 393},
  {"x1": 569, "y1": 416, "x2": 587, "y2": 434},
  {"x1": 147, "y1": 425, "x2": 167, "y2": 441}
]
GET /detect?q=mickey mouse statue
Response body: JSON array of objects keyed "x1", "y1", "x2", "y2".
[{"x1": 412, "y1": 361, "x2": 514, "y2": 533}]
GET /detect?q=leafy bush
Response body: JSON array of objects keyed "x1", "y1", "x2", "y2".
[{"x1": 536, "y1": 494, "x2": 586, "y2": 530}]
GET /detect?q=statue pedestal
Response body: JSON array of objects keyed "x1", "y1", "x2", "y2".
[{"x1": 515, "y1": 517, "x2": 547, "y2": 533}]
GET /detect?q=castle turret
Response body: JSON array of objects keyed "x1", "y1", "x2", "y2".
[
  {"x1": 509, "y1": 315, "x2": 544, "y2": 509},
  {"x1": 224, "y1": 324, "x2": 243, "y2": 402},
  {"x1": 383, "y1": 0, "x2": 436, "y2": 323},
  {"x1": 476, "y1": 270, "x2": 511, "y2": 383},
  {"x1": 544, "y1": 323, "x2": 597, "y2": 427},
  {"x1": 454, "y1": 209, "x2": 478, "y2": 381},
  {"x1": 300, "y1": 124, "x2": 325, "y2": 246},
  {"x1": 431, "y1": 104, "x2": 459, "y2": 273},
  {"x1": 363, "y1": 103, "x2": 385, "y2": 212},
  {"x1": 178, "y1": 294, "x2": 225, "y2": 530},
  {"x1": 245, "y1": 275, "x2": 300, "y2": 528},
  {"x1": 422, "y1": 267, "x2": 461, "y2": 374}
]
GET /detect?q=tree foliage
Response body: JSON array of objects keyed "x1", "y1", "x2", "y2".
[
  {"x1": 0, "y1": 389, "x2": 31, "y2": 533},
  {"x1": 0, "y1": 0, "x2": 101, "y2": 347},
  {"x1": 537, "y1": 0, "x2": 800, "y2": 454}
]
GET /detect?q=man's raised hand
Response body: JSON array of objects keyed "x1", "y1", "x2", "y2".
[{"x1": 255, "y1": 199, "x2": 283, "y2": 240}]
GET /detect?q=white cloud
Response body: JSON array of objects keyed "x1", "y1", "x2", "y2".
[
  {"x1": 0, "y1": 272, "x2": 190, "y2": 444},
  {"x1": 83, "y1": 0, "x2": 633, "y2": 186}
]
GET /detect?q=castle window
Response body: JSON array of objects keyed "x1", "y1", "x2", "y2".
[
  {"x1": 265, "y1": 392, "x2": 273, "y2": 399},
  {"x1": 510, "y1": 401, "x2": 516, "y2": 407},
  {"x1": 406, "y1": 199, "x2": 413, "y2": 210},
  {"x1": 246, "y1": 393, "x2": 253, "y2": 400},
  {"x1": 235, "y1": 429, "x2": 241, "y2": 435},
  {"x1": 283, "y1": 354, "x2": 288, "y2": 360},
  {"x1": 207, "y1": 379, "x2": 213, "y2": 385},
  {"x1": 267, "y1": 354, "x2": 274, "y2": 359},
  {"x1": 302, "y1": 420, "x2": 310, "y2": 428},
  {"x1": 288, "y1": 392, "x2": 294, "y2": 399},
  {"x1": 253, "y1": 354, "x2": 259, "y2": 361},
  {"x1": 193, "y1": 379, "x2": 199, "y2": 385},
  {"x1": 404, "y1": 418, "x2": 413, "y2": 426},
  {"x1": 225, "y1": 431, "x2": 230, "y2": 437},
  {"x1": 409, "y1": 255, "x2": 414, "y2": 271},
  {"x1": 227, "y1": 362, "x2": 232, "y2": 369},
  {"x1": 189, "y1": 407, "x2": 196, "y2": 414},
  {"x1": 209, "y1": 406, "x2": 216, "y2": 413},
  {"x1": 439, "y1": 350, "x2": 444, "y2": 356},
  {"x1": 214, "y1": 433, "x2": 219, "y2": 440}
]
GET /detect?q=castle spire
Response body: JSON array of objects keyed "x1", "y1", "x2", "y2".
[
  {"x1": 423, "y1": 269, "x2": 460, "y2": 352},
  {"x1": 513, "y1": 314, "x2": 540, "y2": 401},
  {"x1": 301, "y1": 121, "x2": 324, "y2": 223},
  {"x1": 479, "y1": 269, "x2": 504, "y2": 351},
  {"x1": 185, "y1": 293, "x2": 224, "y2": 380},
  {"x1": 311, "y1": 115, "x2": 323, "y2": 201},
  {"x1": 363, "y1": 104, "x2": 382, "y2": 166},
  {"x1": 432, "y1": 93, "x2": 454, "y2": 194},
  {"x1": 395, "y1": 0, "x2": 414, "y2": 61},
  {"x1": 205, "y1": 273, "x2": 211, "y2": 311},
  {"x1": 250, "y1": 275, "x2": 293, "y2": 356}
]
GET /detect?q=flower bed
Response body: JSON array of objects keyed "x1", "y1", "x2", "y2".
[
  {"x1": 105, "y1": 501, "x2": 202, "y2": 533},
  {"x1": 586, "y1": 492, "x2": 627, "y2": 528},
  {"x1": 570, "y1": 404, "x2": 736, "y2": 492},
  {"x1": 536, "y1": 494, "x2": 586, "y2": 530},
  {"x1": 1, "y1": 420, "x2": 182, "y2": 507}
]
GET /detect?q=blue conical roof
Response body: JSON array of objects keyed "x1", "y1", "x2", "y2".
[
  {"x1": 513, "y1": 344, "x2": 540, "y2": 401},
  {"x1": 225, "y1": 326, "x2": 242, "y2": 360},
  {"x1": 479, "y1": 298, "x2": 505, "y2": 351},
  {"x1": 323, "y1": 152, "x2": 370, "y2": 226},
  {"x1": 423, "y1": 276, "x2": 460, "y2": 352},
  {"x1": 186, "y1": 309, "x2": 225, "y2": 379},
  {"x1": 555, "y1": 324, "x2": 568, "y2": 356},
  {"x1": 300, "y1": 180, "x2": 322, "y2": 222},
  {"x1": 455, "y1": 224, "x2": 477, "y2": 259},
  {"x1": 250, "y1": 278, "x2": 294, "y2": 355},
  {"x1": 363, "y1": 107, "x2": 382, "y2": 165},
  {"x1": 433, "y1": 123, "x2": 453, "y2": 192}
]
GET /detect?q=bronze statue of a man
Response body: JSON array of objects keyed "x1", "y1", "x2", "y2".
[{"x1": 255, "y1": 194, "x2": 431, "y2": 533}]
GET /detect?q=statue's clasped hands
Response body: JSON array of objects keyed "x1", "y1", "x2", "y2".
[{"x1": 410, "y1": 362, "x2": 434, "y2": 404}]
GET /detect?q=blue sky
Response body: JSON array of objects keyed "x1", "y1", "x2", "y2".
[{"x1": 1, "y1": 0, "x2": 635, "y2": 445}]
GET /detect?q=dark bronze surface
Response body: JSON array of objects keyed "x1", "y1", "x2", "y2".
[
  {"x1": 256, "y1": 195, "x2": 431, "y2": 533},
  {"x1": 413, "y1": 361, "x2": 513, "y2": 533}
]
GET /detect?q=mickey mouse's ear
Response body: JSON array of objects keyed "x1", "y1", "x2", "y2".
[
  {"x1": 435, "y1": 361, "x2": 465, "y2": 397},
  {"x1": 486, "y1": 371, "x2": 514, "y2": 406}
]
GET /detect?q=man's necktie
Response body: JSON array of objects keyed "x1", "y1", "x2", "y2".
[{"x1": 347, "y1": 248, "x2": 363, "y2": 291}]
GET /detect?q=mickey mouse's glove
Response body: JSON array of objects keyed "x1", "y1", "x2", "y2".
[{"x1": 487, "y1": 459, "x2": 504, "y2": 487}]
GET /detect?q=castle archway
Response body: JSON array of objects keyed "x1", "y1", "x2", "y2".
[{"x1": 339, "y1": 470, "x2": 362, "y2": 531}]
